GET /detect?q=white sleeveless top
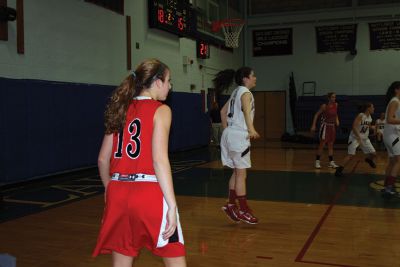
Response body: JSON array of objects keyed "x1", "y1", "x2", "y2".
[
  {"x1": 384, "y1": 97, "x2": 400, "y2": 135},
  {"x1": 376, "y1": 119, "x2": 385, "y2": 131},
  {"x1": 350, "y1": 113, "x2": 372, "y2": 139},
  {"x1": 226, "y1": 86, "x2": 254, "y2": 131}
]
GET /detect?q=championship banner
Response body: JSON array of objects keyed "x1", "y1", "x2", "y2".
[
  {"x1": 316, "y1": 24, "x2": 357, "y2": 53},
  {"x1": 369, "y1": 21, "x2": 400, "y2": 50},
  {"x1": 252, "y1": 28, "x2": 293, "y2": 56}
]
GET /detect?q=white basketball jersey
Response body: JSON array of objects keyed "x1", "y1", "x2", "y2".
[
  {"x1": 226, "y1": 86, "x2": 254, "y2": 131},
  {"x1": 376, "y1": 119, "x2": 385, "y2": 130},
  {"x1": 384, "y1": 97, "x2": 400, "y2": 134},
  {"x1": 351, "y1": 113, "x2": 372, "y2": 139}
]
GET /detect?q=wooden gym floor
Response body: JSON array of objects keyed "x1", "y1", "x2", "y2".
[{"x1": 0, "y1": 143, "x2": 399, "y2": 267}]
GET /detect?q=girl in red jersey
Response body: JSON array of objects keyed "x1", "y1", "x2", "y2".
[
  {"x1": 93, "y1": 59, "x2": 186, "y2": 267},
  {"x1": 310, "y1": 92, "x2": 340, "y2": 169}
]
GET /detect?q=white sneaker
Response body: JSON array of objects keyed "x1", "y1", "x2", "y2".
[
  {"x1": 315, "y1": 160, "x2": 321, "y2": 169},
  {"x1": 328, "y1": 161, "x2": 339, "y2": 168}
]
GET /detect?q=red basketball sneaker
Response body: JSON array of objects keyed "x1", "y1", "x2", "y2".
[
  {"x1": 221, "y1": 203, "x2": 240, "y2": 223},
  {"x1": 238, "y1": 209, "x2": 259, "y2": 224}
]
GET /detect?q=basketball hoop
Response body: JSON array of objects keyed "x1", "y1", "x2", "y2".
[{"x1": 212, "y1": 19, "x2": 245, "y2": 48}]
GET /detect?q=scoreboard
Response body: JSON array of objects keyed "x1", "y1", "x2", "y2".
[
  {"x1": 148, "y1": 0, "x2": 196, "y2": 37},
  {"x1": 196, "y1": 40, "x2": 210, "y2": 59},
  {"x1": 148, "y1": 1, "x2": 223, "y2": 58}
]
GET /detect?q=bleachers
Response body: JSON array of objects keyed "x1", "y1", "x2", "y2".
[{"x1": 295, "y1": 95, "x2": 386, "y2": 141}]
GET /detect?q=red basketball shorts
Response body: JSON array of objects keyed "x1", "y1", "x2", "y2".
[
  {"x1": 92, "y1": 180, "x2": 185, "y2": 258},
  {"x1": 319, "y1": 123, "x2": 336, "y2": 143}
]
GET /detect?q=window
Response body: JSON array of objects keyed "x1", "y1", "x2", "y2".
[
  {"x1": 85, "y1": 0, "x2": 124, "y2": 15},
  {"x1": 207, "y1": 0, "x2": 219, "y2": 23}
]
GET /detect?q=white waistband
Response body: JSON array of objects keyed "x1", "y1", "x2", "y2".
[{"x1": 111, "y1": 173, "x2": 158, "y2": 182}]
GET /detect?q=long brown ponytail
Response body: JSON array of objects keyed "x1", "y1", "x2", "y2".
[{"x1": 104, "y1": 59, "x2": 169, "y2": 134}]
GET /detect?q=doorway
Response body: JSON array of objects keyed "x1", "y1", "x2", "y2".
[{"x1": 253, "y1": 91, "x2": 286, "y2": 146}]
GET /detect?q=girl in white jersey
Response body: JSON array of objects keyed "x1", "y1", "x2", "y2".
[
  {"x1": 382, "y1": 81, "x2": 400, "y2": 197},
  {"x1": 213, "y1": 67, "x2": 260, "y2": 224},
  {"x1": 335, "y1": 103, "x2": 376, "y2": 177}
]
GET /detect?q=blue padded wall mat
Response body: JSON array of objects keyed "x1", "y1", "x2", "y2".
[{"x1": 0, "y1": 78, "x2": 210, "y2": 184}]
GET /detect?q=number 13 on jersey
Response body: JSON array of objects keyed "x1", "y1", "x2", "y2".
[{"x1": 114, "y1": 119, "x2": 142, "y2": 159}]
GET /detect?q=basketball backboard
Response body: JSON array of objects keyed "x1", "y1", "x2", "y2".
[{"x1": 191, "y1": 0, "x2": 243, "y2": 45}]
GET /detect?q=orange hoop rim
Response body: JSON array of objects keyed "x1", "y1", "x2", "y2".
[{"x1": 212, "y1": 18, "x2": 245, "y2": 32}]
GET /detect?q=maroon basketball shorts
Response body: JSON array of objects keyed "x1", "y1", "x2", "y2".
[{"x1": 319, "y1": 123, "x2": 336, "y2": 143}]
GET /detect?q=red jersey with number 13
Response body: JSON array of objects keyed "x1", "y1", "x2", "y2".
[{"x1": 110, "y1": 98, "x2": 162, "y2": 175}]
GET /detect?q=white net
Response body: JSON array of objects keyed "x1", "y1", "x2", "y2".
[{"x1": 221, "y1": 22, "x2": 244, "y2": 48}]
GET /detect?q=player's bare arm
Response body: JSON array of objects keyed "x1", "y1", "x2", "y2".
[
  {"x1": 97, "y1": 133, "x2": 113, "y2": 203},
  {"x1": 370, "y1": 121, "x2": 376, "y2": 135},
  {"x1": 153, "y1": 104, "x2": 178, "y2": 240},
  {"x1": 336, "y1": 103, "x2": 340, "y2": 126},
  {"x1": 241, "y1": 92, "x2": 259, "y2": 139},
  {"x1": 98, "y1": 134, "x2": 113, "y2": 189},
  {"x1": 220, "y1": 101, "x2": 229, "y2": 129},
  {"x1": 311, "y1": 104, "x2": 326, "y2": 132},
  {"x1": 352, "y1": 114, "x2": 363, "y2": 143},
  {"x1": 387, "y1": 101, "x2": 400, "y2": 125}
]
